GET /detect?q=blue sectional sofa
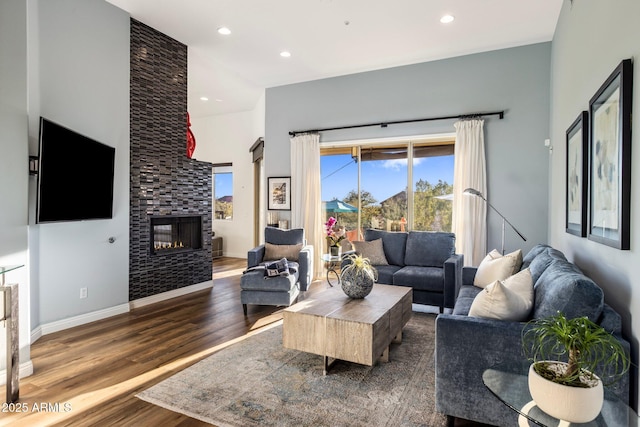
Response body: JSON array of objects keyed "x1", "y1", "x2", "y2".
[
  {"x1": 434, "y1": 244, "x2": 631, "y2": 426},
  {"x1": 347, "y1": 229, "x2": 463, "y2": 312}
]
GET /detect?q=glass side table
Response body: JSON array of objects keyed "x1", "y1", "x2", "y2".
[
  {"x1": 321, "y1": 254, "x2": 341, "y2": 287},
  {"x1": 482, "y1": 362, "x2": 637, "y2": 427}
]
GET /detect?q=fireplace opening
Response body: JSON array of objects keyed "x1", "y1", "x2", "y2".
[{"x1": 150, "y1": 215, "x2": 203, "y2": 255}]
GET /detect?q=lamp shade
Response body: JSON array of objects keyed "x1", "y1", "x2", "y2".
[{"x1": 463, "y1": 188, "x2": 483, "y2": 197}]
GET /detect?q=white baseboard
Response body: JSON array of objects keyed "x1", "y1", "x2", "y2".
[
  {"x1": 29, "y1": 281, "x2": 214, "y2": 344},
  {"x1": 0, "y1": 360, "x2": 34, "y2": 385},
  {"x1": 31, "y1": 303, "x2": 131, "y2": 343},
  {"x1": 129, "y1": 280, "x2": 213, "y2": 309}
]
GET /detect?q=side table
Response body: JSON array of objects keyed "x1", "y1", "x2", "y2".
[
  {"x1": 482, "y1": 362, "x2": 637, "y2": 426},
  {"x1": 321, "y1": 253, "x2": 341, "y2": 287}
]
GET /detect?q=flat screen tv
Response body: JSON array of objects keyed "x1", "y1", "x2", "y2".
[{"x1": 36, "y1": 117, "x2": 115, "y2": 223}]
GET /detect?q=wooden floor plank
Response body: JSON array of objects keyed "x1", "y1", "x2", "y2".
[
  {"x1": 4, "y1": 257, "x2": 298, "y2": 427},
  {"x1": 5, "y1": 257, "x2": 482, "y2": 427}
]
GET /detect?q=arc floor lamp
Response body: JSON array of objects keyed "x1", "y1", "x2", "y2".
[{"x1": 464, "y1": 188, "x2": 527, "y2": 254}]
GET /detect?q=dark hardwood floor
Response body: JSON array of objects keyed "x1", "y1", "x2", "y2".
[{"x1": 4, "y1": 257, "x2": 487, "y2": 426}]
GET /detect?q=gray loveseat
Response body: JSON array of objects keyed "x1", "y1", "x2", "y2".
[
  {"x1": 348, "y1": 229, "x2": 463, "y2": 312},
  {"x1": 435, "y1": 244, "x2": 631, "y2": 426}
]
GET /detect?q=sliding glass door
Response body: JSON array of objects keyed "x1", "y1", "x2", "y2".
[{"x1": 320, "y1": 136, "x2": 454, "y2": 239}]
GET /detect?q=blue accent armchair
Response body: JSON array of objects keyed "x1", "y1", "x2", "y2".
[{"x1": 240, "y1": 227, "x2": 313, "y2": 315}]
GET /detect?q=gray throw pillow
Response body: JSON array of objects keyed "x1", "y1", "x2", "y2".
[{"x1": 352, "y1": 239, "x2": 388, "y2": 265}]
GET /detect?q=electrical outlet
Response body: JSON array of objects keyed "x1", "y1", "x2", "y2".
[{"x1": 80, "y1": 287, "x2": 88, "y2": 299}]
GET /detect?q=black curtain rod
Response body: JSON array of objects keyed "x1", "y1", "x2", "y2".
[{"x1": 288, "y1": 110, "x2": 504, "y2": 137}]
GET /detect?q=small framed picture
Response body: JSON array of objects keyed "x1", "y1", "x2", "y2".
[
  {"x1": 566, "y1": 111, "x2": 588, "y2": 237},
  {"x1": 588, "y1": 59, "x2": 633, "y2": 250},
  {"x1": 267, "y1": 177, "x2": 291, "y2": 211}
]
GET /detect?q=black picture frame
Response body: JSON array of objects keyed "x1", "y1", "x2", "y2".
[
  {"x1": 566, "y1": 111, "x2": 588, "y2": 237},
  {"x1": 267, "y1": 176, "x2": 291, "y2": 211},
  {"x1": 588, "y1": 59, "x2": 633, "y2": 250}
]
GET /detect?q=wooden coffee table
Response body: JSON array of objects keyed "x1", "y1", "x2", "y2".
[{"x1": 282, "y1": 284, "x2": 412, "y2": 374}]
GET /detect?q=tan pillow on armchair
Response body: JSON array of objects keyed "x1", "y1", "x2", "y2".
[{"x1": 264, "y1": 242, "x2": 302, "y2": 262}]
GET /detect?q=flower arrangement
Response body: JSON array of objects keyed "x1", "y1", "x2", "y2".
[{"x1": 324, "y1": 217, "x2": 346, "y2": 247}]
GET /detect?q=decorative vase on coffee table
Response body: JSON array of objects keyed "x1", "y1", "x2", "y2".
[
  {"x1": 341, "y1": 273, "x2": 373, "y2": 298},
  {"x1": 339, "y1": 254, "x2": 377, "y2": 299}
]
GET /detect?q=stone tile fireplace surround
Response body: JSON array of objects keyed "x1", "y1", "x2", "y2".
[{"x1": 129, "y1": 19, "x2": 213, "y2": 301}]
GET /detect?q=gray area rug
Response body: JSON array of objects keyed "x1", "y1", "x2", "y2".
[{"x1": 137, "y1": 312, "x2": 447, "y2": 426}]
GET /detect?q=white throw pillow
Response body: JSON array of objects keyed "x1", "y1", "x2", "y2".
[
  {"x1": 473, "y1": 249, "x2": 523, "y2": 288},
  {"x1": 503, "y1": 267, "x2": 534, "y2": 305},
  {"x1": 469, "y1": 268, "x2": 534, "y2": 321}
]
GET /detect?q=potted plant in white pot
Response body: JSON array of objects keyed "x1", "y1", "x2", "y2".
[
  {"x1": 522, "y1": 312, "x2": 630, "y2": 423},
  {"x1": 340, "y1": 253, "x2": 377, "y2": 299}
]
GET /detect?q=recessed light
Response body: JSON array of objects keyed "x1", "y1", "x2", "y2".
[
  {"x1": 215, "y1": 99, "x2": 223, "y2": 102},
  {"x1": 440, "y1": 14, "x2": 454, "y2": 24},
  {"x1": 280, "y1": 51, "x2": 291, "y2": 58},
  {"x1": 200, "y1": 96, "x2": 209, "y2": 101},
  {"x1": 217, "y1": 27, "x2": 231, "y2": 35}
]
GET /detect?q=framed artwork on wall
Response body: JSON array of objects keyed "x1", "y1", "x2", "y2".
[
  {"x1": 588, "y1": 59, "x2": 633, "y2": 250},
  {"x1": 566, "y1": 111, "x2": 588, "y2": 237},
  {"x1": 267, "y1": 176, "x2": 291, "y2": 211}
]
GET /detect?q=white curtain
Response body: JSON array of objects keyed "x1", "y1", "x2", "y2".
[
  {"x1": 290, "y1": 133, "x2": 324, "y2": 278},
  {"x1": 452, "y1": 119, "x2": 487, "y2": 266}
]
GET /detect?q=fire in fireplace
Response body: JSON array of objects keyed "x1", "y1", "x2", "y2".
[{"x1": 150, "y1": 215, "x2": 203, "y2": 255}]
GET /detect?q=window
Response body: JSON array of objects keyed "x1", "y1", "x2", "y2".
[
  {"x1": 213, "y1": 164, "x2": 233, "y2": 220},
  {"x1": 320, "y1": 136, "x2": 454, "y2": 237},
  {"x1": 411, "y1": 142, "x2": 454, "y2": 232}
]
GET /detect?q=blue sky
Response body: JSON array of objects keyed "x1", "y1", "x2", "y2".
[
  {"x1": 321, "y1": 154, "x2": 454, "y2": 203},
  {"x1": 214, "y1": 155, "x2": 454, "y2": 203},
  {"x1": 214, "y1": 173, "x2": 233, "y2": 199}
]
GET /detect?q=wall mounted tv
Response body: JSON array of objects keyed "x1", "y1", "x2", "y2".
[{"x1": 36, "y1": 117, "x2": 115, "y2": 223}]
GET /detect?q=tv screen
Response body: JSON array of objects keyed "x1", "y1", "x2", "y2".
[{"x1": 36, "y1": 117, "x2": 115, "y2": 223}]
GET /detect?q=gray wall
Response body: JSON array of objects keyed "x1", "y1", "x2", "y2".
[
  {"x1": 0, "y1": 0, "x2": 30, "y2": 372},
  {"x1": 30, "y1": 0, "x2": 130, "y2": 325},
  {"x1": 266, "y1": 43, "x2": 551, "y2": 255},
  {"x1": 549, "y1": 0, "x2": 640, "y2": 410}
]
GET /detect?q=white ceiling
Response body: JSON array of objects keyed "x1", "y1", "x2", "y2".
[{"x1": 106, "y1": 0, "x2": 562, "y2": 118}]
